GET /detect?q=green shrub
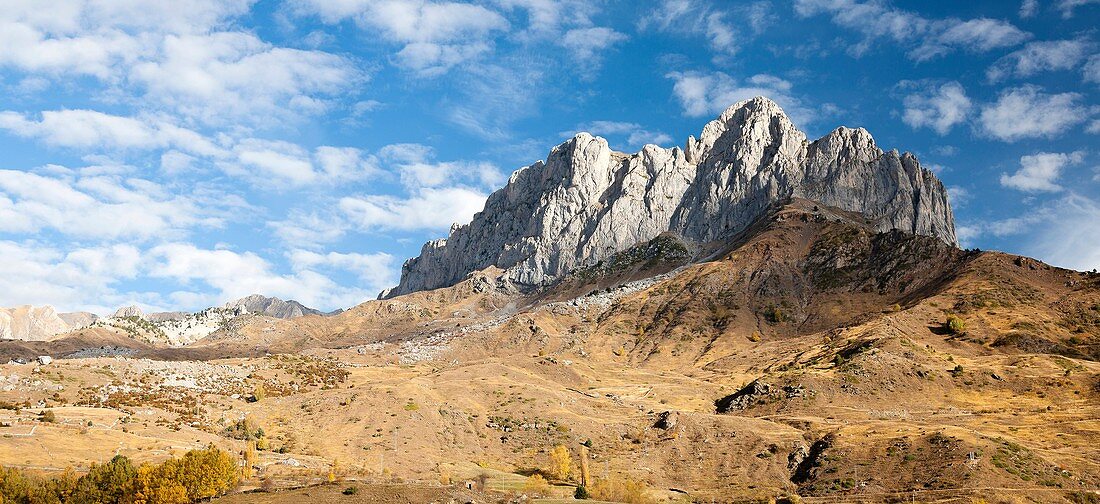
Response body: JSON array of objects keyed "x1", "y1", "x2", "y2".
[{"x1": 944, "y1": 315, "x2": 966, "y2": 335}]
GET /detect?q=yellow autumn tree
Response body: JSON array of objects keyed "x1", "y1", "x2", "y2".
[
  {"x1": 161, "y1": 445, "x2": 240, "y2": 501},
  {"x1": 547, "y1": 445, "x2": 572, "y2": 481},
  {"x1": 123, "y1": 465, "x2": 188, "y2": 504}
]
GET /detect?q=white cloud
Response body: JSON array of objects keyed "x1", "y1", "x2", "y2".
[
  {"x1": 495, "y1": 0, "x2": 599, "y2": 38},
  {"x1": 0, "y1": 2, "x2": 359, "y2": 127},
  {"x1": 978, "y1": 85, "x2": 1088, "y2": 141},
  {"x1": 1084, "y1": 55, "x2": 1100, "y2": 84},
  {"x1": 269, "y1": 210, "x2": 349, "y2": 248},
  {"x1": 314, "y1": 146, "x2": 383, "y2": 181},
  {"x1": 793, "y1": 0, "x2": 1030, "y2": 61},
  {"x1": 0, "y1": 109, "x2": 222, "y2": 156},
  {"x1": 962, "y1": 194, "x2": 1100, "y2": 271},
  {"x1": 639, "y1": 0, "x2": 756, "y2": 56},
  {"x1": 1019, "y1": 0, "x2": 1038, "y2": 18},
  {"x1": 900, "y1": 81, "x2": 971, "y2": 135},
  {"x1": 1000, "y1": 151, "x2": 1086, "y2": 192},
  {"x1": 987, "y1": 39, "x2": 1092, "y2": 81},
  {"x1": 291, "y1": 0, "x2": 508, "y2": 75},
  {"x1": 131, "y1": 32, "x2": 362, "y2": 125},
  {"x1": 666, "y1": 71, "x2": 815, "y2": 126},
  {"x1": 340, "y1": 186, "x2": 489, "y2": 232},
  {"x1": 0, "y1": 240, "x2": 143, "y2": 313},
  {"x1": 147, "y1": 242, "x2": 378, "y2": 309},
  {"x1": 288, "y1": 249, "x2": 397, "y2": 293},
  {"x1": 1057, "y1": 0, "x2": 1100, "y2": 18},
  {"x1": 559, "y1": 27, "x2": 627, "y2": 67},
  {"x1": 0, "y1": 169, "x2": 231, "y2": 240}
]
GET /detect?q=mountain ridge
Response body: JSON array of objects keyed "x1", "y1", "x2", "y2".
[{"x1": 384, "y1": 96, "x2": 956, "y2": 298}]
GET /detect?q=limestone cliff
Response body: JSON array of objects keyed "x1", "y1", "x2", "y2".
[{"x1": 385, "y1": 97, "x2": 956, "y2": 297}]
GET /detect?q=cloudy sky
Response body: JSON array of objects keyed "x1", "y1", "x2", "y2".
[{"x1": 1, "y1": 0, "x2": 1098, "y2": 314}]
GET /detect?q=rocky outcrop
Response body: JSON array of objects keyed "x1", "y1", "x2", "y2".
[
  {"x1": 112, "y1": 305, "x2": 146, "y2": 319},
  {"x1": 0, "y1": 305, "x2": 71, "y2": 341},
  {"x1": 393, "y1": 97, "x2": 950, "y2": 298},
  {"x1": 224, "y1": 294, "x2": 321, "y2": 319}
]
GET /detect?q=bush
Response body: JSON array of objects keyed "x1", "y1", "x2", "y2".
[
  {"x1": 574, "y1": 485, "x2": 589, "y2": 499},
  {"x1": 763, "y1": 305, "x2": 787, "y2": 324},
  {"x1": 944, "y1": 315, "x2": 966, "y2": 335},
  {"x1": 522, "y1": 474, "x2": 550, "y2": 496},
  {"x1": 587, "y1": 475, "x2": 653, "y2": 504},
  {"x1": 40, "y1": 410, "x2": 57, "y2": 423},
  {"x1": 342, "y1": 486, "x2": 358, "y2": 495}
]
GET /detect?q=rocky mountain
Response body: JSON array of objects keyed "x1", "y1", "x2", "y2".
[
  {"x1": 111, "y1": 305, "x2": 145, "y2": 319},
  {"x1": 0, "y1": 305, "x2": 71, "y2": 341},
  {"x1": 224, "y1": 294, "x2": 322, "y2": 319},
  {"x1": 385, "y1": 96, "x2": 955, "y2": 298},
  {"x1": 57, "y1": 311, "x2": 98, "y2": 328}
]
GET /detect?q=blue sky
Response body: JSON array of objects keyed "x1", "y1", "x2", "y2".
[{"x1": 0, "y1": 0, "x2": 1098, "y2": 314}]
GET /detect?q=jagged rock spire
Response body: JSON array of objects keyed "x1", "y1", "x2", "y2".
[{"x1": 384, "y1": 97, "x2": 956, "y2": 298}]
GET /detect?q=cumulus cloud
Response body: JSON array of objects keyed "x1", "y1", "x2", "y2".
[
  {"x1": 0, "y1": 169, "x2": 233, "y2": 240},
  {"x1": 0, "y1": 1, "x2": 360, "y2": 127},
  {"x1": 793, "y1": 0, "x2": 1030, "y2": 60},
  {"x1": 0, "y1": 241, "x2": 143, "y2": 313},
  {"x1": 147, "y1": 243, "x2": 380, "y2": 309},
  {"x1": 339, "y1": 186, "x2": 490, "y2": 232},
  {"x1": 131, "y1": 32, "x2": 363, "y2": 125},
  {"x1": 1000, "y1": 151, "x2": 1086, "y2": 192},
  {"x1": 900, "y1": 81, "x2": 971, "y2": 135},
  {"x1": 987, "y1": 39, "x2": 1092, "y2": 81},
  {"x1": 666, "y1": 71, "x2": 815, "y2": 126},
  {"x1": 291, "y1": 0, "x2": 508, "y2": 75},
  {"x1": 288, "y1": 249, "x2": 397, "y2": 293},
  {"x1": 978, "y1": 85, "x2": 1089, "y2": 141},
  {"x1": 0, "y1": 109, "x2": 222, "y2": 155}
]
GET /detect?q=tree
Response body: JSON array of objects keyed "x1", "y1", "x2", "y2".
[
  {"x1": 123, "y1": 465, "x2": 187, "y2": 504},
  {"x1": 547, "y1": 445, "x2": 572, "y2": 481},
  {"x1": 161, "y1": 445, "x2": 240, "y2": 501},
  {"x1": 70, "y1": 455, "x2": 136, "y2": 504}
]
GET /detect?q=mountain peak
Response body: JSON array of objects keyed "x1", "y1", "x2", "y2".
[
  {"x1": 112, "y1": 305, "x2": 145, "y2": 319},
  {"x1": 385, "y1": 101, "x2": 956, "y2": 298},
  {"x1": 224, "y1": 294, "x2": 321, "y2": 319}
]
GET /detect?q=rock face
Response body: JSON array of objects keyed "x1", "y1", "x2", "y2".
[
  {"x1": 224, "y1": 294, "x2": 321, "y2": 319},
  {"x1": 385, "y1": 97, "x2": 957, "y2": 298},
  {"x1": 112, "y1": 305, "x2": 146, "y2": 319},
  {"x1": 0, "y1": 305, "x2": 71, "y2": 341},
  {"x1": 57, "y1": 311, "x2": 98, "y2": 328}
]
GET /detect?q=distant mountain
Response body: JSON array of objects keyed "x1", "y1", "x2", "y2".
[
  {"x1": 0, "y1": 305, "x2": 70, "y2": 341},
  {"x1": 224, "y1": 294, "x2": 322, "y2": 319},
  {"x1": 111, "y1": 305, "x2": 145, "y2": 319},
  {"x1": 57, "y1": 311, "x2": 98, "y2": 329}
]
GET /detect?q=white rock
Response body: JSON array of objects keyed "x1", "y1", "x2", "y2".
[{"x1": 386, "y1": 96, "x2": 956, "y2": 297}]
